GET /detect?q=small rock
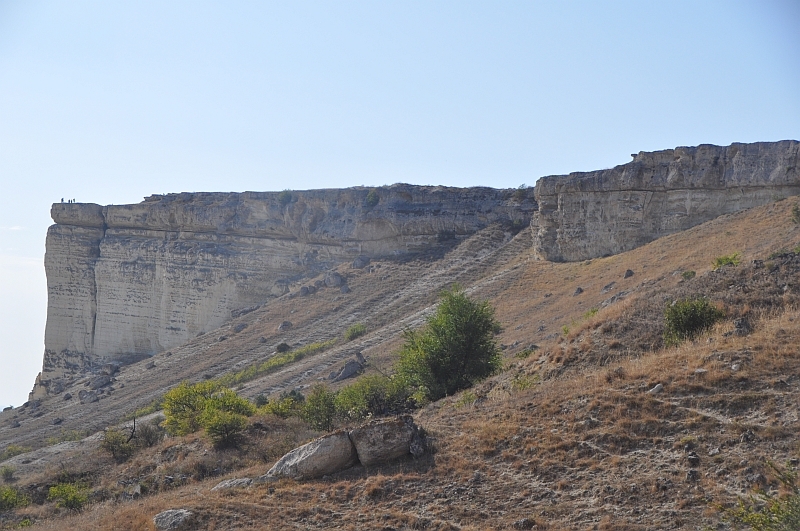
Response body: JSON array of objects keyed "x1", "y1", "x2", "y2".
[
  {"x1": 52, "y1": 417, "x2": 63, "y2": 425},
  {"x1": 63, "y1": 393, "x2": 72, "y2": 400},
  {"x1": 340, "y1": 285, "x2": 351, "y2": 294},
  {"x1": 10, "y1": 421, "x2": 20, "y2": 428},
  {"x1": 78, "y1": 390, "x2": 99, "y2": 404},
  {"x1": 355, "y1": 352, "x2": 367, "y2": 365},
  {"x1": 307, "y1": 285, "x2": 317, "y2": 295},
  {"x1": 647, "y1": 383, "x2": 663, "y2": 394},
  {"x1": 693, "y1": 368, "x2": 708, "y2": 376},
  {"x1": 708, "y1": 447, "x2": 720, "y2": 456},
  {"x1": 145, "y1": 361, "x2": 156, "y2": 369},
  {"x1": 333, "y1": 359, "x2": 364, "y2": 382},
  {"x1": 573, "y1": 287, "x2": 583, "y2": 296},
  {"x1": 299, "y1": 286, "x2": 309, "y2": 296},
  {"x1": 686, "y1": 470, "x2": 700, "y2": 482},
  {"x1": 623, "y1": 269, "x2": 634, "y2": 278},
  {"x1": 153, "y1": 509, "x2": 194, "y2": 531},
  {"x1": 233, "y1": 323, "x2": 248, "y2": 333},
  {"x1": 601, "y1": 282, "x2": 616, "y2": 293},
  {"x1": 513, "y1": 518, "x2": 536, "y2": 530},
  {"x1": 733, "y1": 318, "x2": 751, "y2": 336},
  {"x1": 314, "y1": 279, "x2": 324, "y2": 288},
  {"x1": 101, "y1": 362, "x2": 120, "y2": 376},
  {"x1": 258, "y1": 336, "x2": 267, "y2": 343},
  {"x1": 687, "y1": 451, "x2": 700, "y2": 467},
  {"x1": 218, "y1": 335, "x2": 227, "y2": 342},
  {"x1": 277, "y1": 321, "x2": 293, "y2": 332},
  {"x1": 731, "y1": 363, "x2": 741, "y2": 371}
]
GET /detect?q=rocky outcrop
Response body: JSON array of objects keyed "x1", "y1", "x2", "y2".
[
  {"x1": 35, "y1": 185, "x2": 532, "y2": 396},
  {"x1": 262, "y1": 416, "x2": 425, "y2": 480},
  {"x1": 532, "y1": 140, "x2": 800, "y2": 261}
]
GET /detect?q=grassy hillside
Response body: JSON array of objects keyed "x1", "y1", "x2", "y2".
[{"x1": 1, "y1": 198, "x2": 799, "y2": 530}]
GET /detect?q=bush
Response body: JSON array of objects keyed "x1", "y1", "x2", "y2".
[
  {"x1": 0, "y1": 445, "x2": 29, "y2": 461},
  {"x1": 0, "y1": 485, "x2": 28, "y2": 511},
  {"x1": 302, "y1": 385, "x2": 337, "y2": 431},
  {"x1": 260, "y1": 389, "x2": 305, "y2": 419},
  {"x1": 135, "y1": 418, "x2": 165, "y2": 448},
  {"x1": 0, "y1": 466, "x2": 14, "y2": 482},
  {"x1": 344, "y1": 323, "x2": 367, "y2": 341},
  {"x1": 664, "y1": 297, "x2": 725, "y2": 346},
  {"x1": 335, "y1": 374, "x2": 412, "y2": 421},
  {"x1": 201, "y1": 409, "x2": 249, "y2": 449},
  {"x1": 398, "y1": 286, "x2": 501, "y2": 401},
  {"x1": 713, "y1": 253, "x2": 741, "y2": 270},
  {"x1": 681, "y1": 270, "x2": 696, "y2": 280},
  {"x1": 162, "y1": 381, "x2": 255, "y2": 446},
  {"x1": 100, "y1": 428, "x2": 135, "y2": 462},
  {"x1": 723, "y1": 460, "x2": 799, "y2": 530},
  {"x1": 47, "y1": 483, "x2": 88, "y2": 511},
  {"x1": 792, "y1": 203, "x2": 800, "y2": 224}
]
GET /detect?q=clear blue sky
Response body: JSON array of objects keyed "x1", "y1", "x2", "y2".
[{"x1": 0, "y1": 1, "x2": 798, "y2": 407}]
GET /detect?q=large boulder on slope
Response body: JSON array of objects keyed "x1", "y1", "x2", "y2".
[{"x1": 262, "y1": 431, "x2": 358, "y2": 480}]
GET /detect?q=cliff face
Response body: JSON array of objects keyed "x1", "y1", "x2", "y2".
[
  {"x1": 532, "y1": 140, "x2": 800, "y2": 261},
  {"x1": 35, "y1": 185, "x2": 532, "y2": 395}
]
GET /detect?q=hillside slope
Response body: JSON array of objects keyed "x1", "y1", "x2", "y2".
[{"x1": 0, "y1": 198, "x2": 799, "y2": 530}]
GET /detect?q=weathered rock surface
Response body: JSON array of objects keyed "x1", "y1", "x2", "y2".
[
  {"x1": 264, "y1": 416, "x2": 425, "y2": 479},
  {"x1": 532, "y1": 140, "x2": 800, "y2": 261},
  {"x1": 153, "y1": 509, "x2": 194, "y2": 531},
  {"x1": 35, "y1": 185, "x2": 531, "y2": 396},
  {"x1": 211, "y1": 478, "x2": 253, "y2": 491},
  {"x1": 263, "y1": 431, "x2": 358, "y2": 480},
  {"x1": 349, "y1": 416, "x2": 422, "y2": 466}
]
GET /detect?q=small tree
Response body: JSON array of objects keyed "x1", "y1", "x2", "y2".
[
  {"x1": 162, "y1": 381, "x2": 222, "y2": 435},
  {"x1": 302, "y1": 385, "x2": 337, "y2": 431},
  {"x1": 398, "y1": 286, "x2": 501, "y2": 401}
]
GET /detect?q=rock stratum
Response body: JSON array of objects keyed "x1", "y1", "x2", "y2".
[
  {"x1": 533, "y1": 140, "x2": 800, "y2": 261},
  {"x1": 33, "y1": 140, "x2": 799, "y2": 397},
  {"x1": 34, "y1": 185, "x2": 533, "y2": 396}
]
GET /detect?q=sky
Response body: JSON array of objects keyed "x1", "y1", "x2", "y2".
[{"x1": 0, "y1": 1, "x2": 798, "y2": 408}]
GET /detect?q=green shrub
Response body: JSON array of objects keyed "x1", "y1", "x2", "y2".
[
  {"x1": 723, "y1": 460, "x2": 799, "y2": 530},
  {"x1": 397, "y1": 285, "x2": 501, "y2": 401},
  {"x1": 681, "y1": 270, "x2": 696, "y2": 280},
  {"x1": 278, "y1": 189, "x2": 293, "y2": 206},
  {"x1": 0, "y1": 445, "x2": 29, "y2": 461},
  {"x1": 365, "y1": 189, "x2": 379, "y2": 208},
  {"x1": 0, "y1": 485, "x2": 28, "y2": 511},
  {"x1": 302, "y1": 384, "x2": 337, "y2": 431},
  {"x1": 664, "y1": 297, "x2": 725, "y2": 346},
  {"x1": 335, "y1": 374, "x2": 412, "y2": 420},
  {"x1": 201, "y1": 409, "x2": 249, "y2": 448},
  {"x1": 162, "y1": 381, "x2": 255, "y2": 438},
  {"x1": 344, "y1": 323, "x2": 367, "y2": 341},
  {"x1": 100, "y1": 428, "x2": 135, "y2": 462},
  {"x1": 254, "y1": 394, "x2": 269, "y2": 407},
  {"x1": 47, "y1": 483, "x2": 88, "y2": 512},
  {"x1": 0, "y1": 466, "x2": 14, "y2": 482},
  {"x1": 217, "y1": 339, "x2": 337, "y2": 387},
  {"x1": 791, "y1": 203, "x2": 800, "y2": 224},
  {"x1": 259, "y1": 389, "x2": 305, "y2": 419},
  {"x1": 713, "y1": 253, "x2": 741, "y2": 270}
]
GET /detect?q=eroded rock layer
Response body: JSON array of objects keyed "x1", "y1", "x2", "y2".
[
  {"x1": 36, "y1": 185, "x2": 532, "y2": 395},
  {"x1": 532, "y1": 140, "x2": 800, "y2": 261}
]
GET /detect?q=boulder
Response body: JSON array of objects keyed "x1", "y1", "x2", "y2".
[
  {"x1": 299, "y1": 286, "x2": 309, "y2": 296},
  {"x1": 332, "y1": 359, "x2": 363, "y2": 382},
  {"x1": 277, "y1": 321, "x2": 293, "y2": 331},
  {"x1": 324, "y1": 271, "x2": 345, "y2": 287},
  {"x1": 348, "y1": 415, "x2": 422, "y2": 467},
  {"x1": 101, "y1": 362, "x2": 120, "y2": 376},
  {"x1": 623, "y1": 269, "x2": 634, "y2": 279},
  {"x1": 263, "y1": 431, "x2": 358, "y2": 480},
  {"x1": 573, "y1": 287, "x2": 583, "y2": 296},
  {"x1": 78, "y1": 389, "x2": 99, "y2": 404},
  {"x1": 233, "y1": 323, "x2": 248, "y2": 333},
  {"x1": 351, "y1": 256, "x2": 370, "y2": 269},
  {"x1": 153, "y1": 509, "x2": 194, "y2": 531},
  {"x1": 340, "y1": 285, "x2": 351, "y2": 294},
  {"x1": 89, "y1": 374, "x2": 111, "y2": 390}
]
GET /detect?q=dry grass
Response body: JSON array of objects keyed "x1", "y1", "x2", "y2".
[{"x1": 2, "y1": 200, "x2": 800, "y2": 529}]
